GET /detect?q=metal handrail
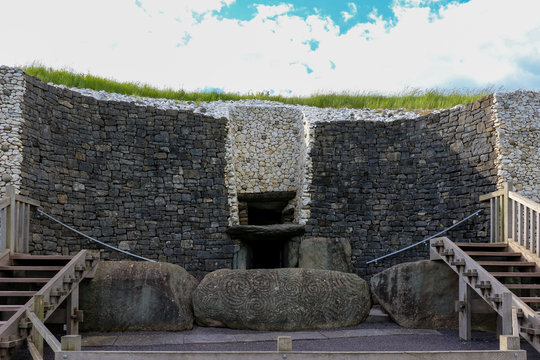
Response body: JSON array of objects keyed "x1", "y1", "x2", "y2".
[
  {"x1": 365, "y1": 209, "x2": 482, "y2": 264},
  {"x1": 37, "y1": 209, "x2": 156, "y2": 262}
]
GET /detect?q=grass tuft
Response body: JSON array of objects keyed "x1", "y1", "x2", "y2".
[{"x1": 23, "y1": 65, "x2": 490, "y2": 110}]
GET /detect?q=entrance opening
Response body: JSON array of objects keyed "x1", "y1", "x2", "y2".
[
  {"x1": 247, "y1": 201, "x2": 287, "y2": 225},
  {"x1": 233, "y1": 192, "x2": 298, "y2": 269},
  {"x1": 250, "y1": 239, "x2": 284, "y2": 269}
]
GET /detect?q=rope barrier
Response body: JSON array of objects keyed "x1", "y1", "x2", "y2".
[
  {"x1": 365, "y1": 209, "x2": 482, "y2": 264},
  {"x1": 37, "y1": 208, "x2": 156, "y2": 262}
]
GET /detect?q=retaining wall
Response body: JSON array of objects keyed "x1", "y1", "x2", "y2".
[
  {"x1": 20, "y1": 74, "x2": 232, "y2": 278},
  {"x1": 1, "y1": 65, "x2": 539, "y2": 279},
  {"x1": 306, "y1": 98, "x2": 499, "y2": 277}
]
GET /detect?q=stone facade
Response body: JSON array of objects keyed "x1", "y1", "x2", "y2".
[
  {"x1": 228, "y1": 106, "x2": 303, "y2": 195},
  {"x1": 20, "y1": 74, "x2": 231, "y2": 278},
  {"x1": 492, "y1": 91, "x2": 540, "y2": 201},
  {"x1": 0, "y1": 66, "x2": 25, "y2": 193},
  {"x1": 1, "y1": 65, "x2": 540, "y2": 278},
  {"x1": 305, "y1": 98, "x2": 498, "y2": 277}
]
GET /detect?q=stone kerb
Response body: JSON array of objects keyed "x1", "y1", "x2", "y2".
[
  {"x1": 0, "y1": 66, "x2": 25, "y2": 195},
  {"x1": 193, "y1": 268, "x2": 371, "y2": 331}
]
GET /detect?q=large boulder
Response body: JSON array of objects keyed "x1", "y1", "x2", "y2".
[
  {"x1": 370, "y1": 260, "x2": 458, "y2": 329},
  {"x1": 299, "y1": 237, "x2": 353, "y2": 272},
  {"x1": 193, "y1": 268, "x2": 371, "y2": 331},
  {"x1": 81, "y1": 261, "x2": 199, "y2": 332}
]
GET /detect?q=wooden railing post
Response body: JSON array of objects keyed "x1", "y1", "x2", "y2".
[
  {"x1": 32, "y1": 294, "x2": 45, "y2": 357},
  {"x1": 5, "y1": 185, "x2": 15, "y2": 253},
  {"x1": 503, "y1": 183, "x2": 511, "y2": 243}
]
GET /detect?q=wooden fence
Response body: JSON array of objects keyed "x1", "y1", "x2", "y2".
[
  {"x1": 0, "y1": 185, "x2": 40, "y2": 253},
  {"x1": 480, "y1": 182, "x2": 540, "y2": 256}
]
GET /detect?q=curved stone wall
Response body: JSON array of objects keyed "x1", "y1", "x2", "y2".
[
  {"x1": 1, "y1": 65, "x2": 539, "y2": 278},
  {"x1": 20, "y1": 75, "x2": 232, "y2": 278},
  {"x1": 306, "y1": 98, "x2": 499, "y2": 277}
]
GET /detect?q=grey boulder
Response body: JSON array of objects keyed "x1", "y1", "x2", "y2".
[
  {"x1": 81, "y1": 261, "x2": 199, "y2": 331},
  {"x1": 370, "y1": 260, "x2": 458, "y2": 329},
  {"x1": 193, "y1": 268, "x2": 371, "y2": 331}
]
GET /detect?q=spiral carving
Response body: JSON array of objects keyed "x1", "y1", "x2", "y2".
[{"x1": 193, "y1": 268, "x2": 371, "y2": 331}]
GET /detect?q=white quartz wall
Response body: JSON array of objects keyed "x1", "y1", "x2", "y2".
[
  {"x1": 492, "y1": 91, "x2": 540, "y2": 201},
  {"x1": 228, "y1": 106, "x2": 303, "y2": 194},
  {"x1": 0, "y1": 66, "x2": 25, "y2": 195}
]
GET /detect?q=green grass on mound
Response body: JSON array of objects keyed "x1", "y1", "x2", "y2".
[{"x1": 24, "y1": 66, "x2": 490, "y2": 110}]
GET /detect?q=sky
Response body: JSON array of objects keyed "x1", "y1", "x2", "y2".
[{"x1": 1, "y1": 0, "x2": 540, "y2": 96}]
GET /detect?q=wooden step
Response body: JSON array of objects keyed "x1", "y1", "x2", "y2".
[
  {"x1": 456, "y1": 243, "x2": 507, "y2": 248},
  {"x1": 0, "y1": 277, "x2": 50, "y2": 283},
  {"x1": 520, "y1": 297, "x2": 540, "y2": 303},
  {"x1": 506, "y1": 284, "x2": 540, "y2": 289},
  {"x1": 0, "y1": 305, "x2": 23, "y2": 312},
  {"x1": 0, "y1": 291, "x2": 37, "y2": 297},
  {"x1": 492, "y1": 272, "x2": 540, "y2": 277},
  {"x1": 10, "y1": 253, "x2": 72, "y2": 261},
  {"x1": 0, "y1": 266, "x2": 63, "y2": 271},
  {"x1": 477, "y1": 261, "x2": 535, "y2": 267},
  {"x1": 465, "y1": 251, "x2": 521, "y2": 257}
]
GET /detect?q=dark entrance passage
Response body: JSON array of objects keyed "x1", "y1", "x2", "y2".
[
  {"x1": 250, "y1": 239, "x2": 284, "y2": 269},
  {"x1": 231, "y1": 192, "x2": 301, "y2": 270}
]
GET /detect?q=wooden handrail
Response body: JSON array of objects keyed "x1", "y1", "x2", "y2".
[
  {"x1": 1, "y1": 185, "x2": 40, "y2": 253},
  {"x1": 479, "y1": 189, "x2": 505, "y2": 202},
  {"x1": 480, "y1": 183, "x2": 540, "y2": 260},
  {"x1": 26, "y1": 309, "x2": 61, "y2": 352},
  {"x1": 508, "y1": 191, "x2": 540, "y2": 213}
]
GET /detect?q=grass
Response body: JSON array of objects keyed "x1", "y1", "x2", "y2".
[{"x1": 23, "y1": 65, "x2": 490, "y2": 110}]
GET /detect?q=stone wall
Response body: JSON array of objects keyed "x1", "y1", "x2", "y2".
[
  {"x1": 492, "y1": 91, "x2": 540, "y2": 201},
  {"x1": 20, "y1": 74, "x2": 232, "y2": 278},
  {"x1": 305, "y1": 98, "x2": 498, "y2": 277},
  {"x1": 0, "y1": 66, "x2": 25, "y2": 193},
  {"x1": 2, "y1": 65, "x2": 540, "y2": 279}
]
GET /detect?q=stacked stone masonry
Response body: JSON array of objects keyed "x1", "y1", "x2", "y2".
[
  {"x1": 492, "y1": 91, "x2": 540, "y2": 201},
  {"x1": 20, "y1": 74, "x2": 232, "y2": 279},
  {"x1": 0, "y1": 66, "x2": 25, "y2": 194},
  {"x1": 0, "y1": 65, "x2": 539, "y2": 278},
  {"x1": 306, "y1": 99, "x2": 498, "y2": 276}
]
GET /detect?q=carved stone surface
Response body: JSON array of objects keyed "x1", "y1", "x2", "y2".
[
  {"x1": 227, "y1": 224, "x2": 305, "y2": 241},
  {"x1": 81, "y1": 261, "x2": 199, "y2": 331},
  {"x1": 193, "y1": 268, "x2": 371, "y2": 331}
]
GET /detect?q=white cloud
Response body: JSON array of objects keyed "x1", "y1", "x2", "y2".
[
  {"x1": 341, "y1": 3, "x2": 358, "y2": 22},
  {"x1": 1, "y1": 0, "x2": 539, "y2": 95}
]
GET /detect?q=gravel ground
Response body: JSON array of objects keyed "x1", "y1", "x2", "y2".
[{"x1": 11, "y1": 320, "x2": 540, "y2": 360}]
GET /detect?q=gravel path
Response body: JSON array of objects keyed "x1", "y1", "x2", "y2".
[{"x1": 12, "y1": 320, "x2": 540, "y2": 360}]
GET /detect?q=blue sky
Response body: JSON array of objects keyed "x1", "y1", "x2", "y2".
[{"x1": 1, "y1": 0, "x2": 540, "y2": 95}]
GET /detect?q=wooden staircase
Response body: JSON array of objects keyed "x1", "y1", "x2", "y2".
[
  {"x1": 0, "y1": 186, "x2": 100, "y2": 359},
  {"x1": 0, "y1": 250, "x2": 99, "y2": 359},
  {"x1": 430, "y1": 183, "x2": 540, "y2": 353}
]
